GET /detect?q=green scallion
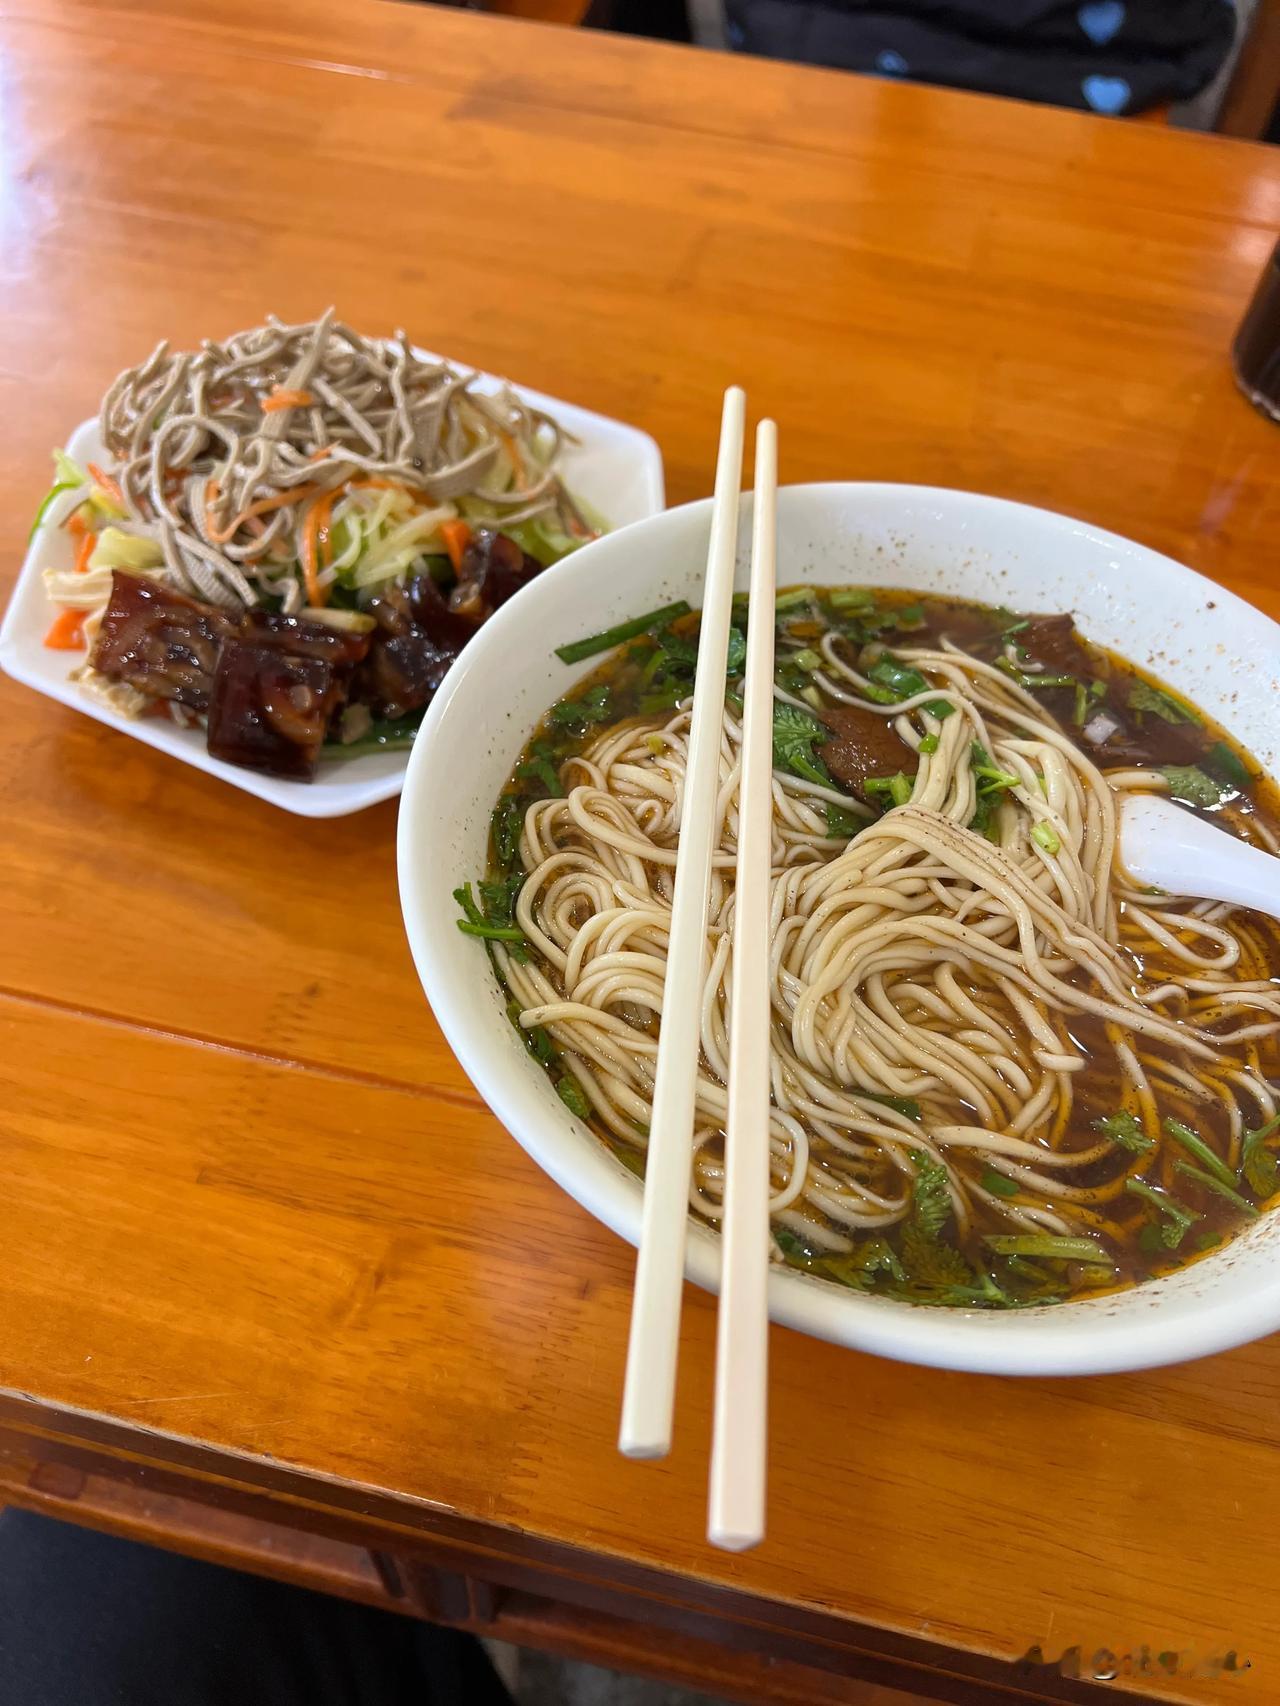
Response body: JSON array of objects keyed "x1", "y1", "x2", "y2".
[{"x1": 554, "y1": 601, "x2": 692, "y2": 665}]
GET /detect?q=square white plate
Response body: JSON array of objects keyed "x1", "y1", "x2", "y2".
[{"x1": 0, "y1": 374, "x2": 665, "y2": 817}]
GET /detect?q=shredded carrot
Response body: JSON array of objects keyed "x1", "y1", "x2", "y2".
[
  {"x1": 66, "y1": 510, "x2": 87, "y2": 541},
  {"x1": 308, "y1": 446, "x2": 334, "y2": 462},
  {"x1": 301, "y1": 490, "x2": 336, "y2": 606},
  {"x1": 207, "y1": 479, "x2": 328, "y2": 543},
  {"x1": 44, "y1": 607, "x2": 87, "y2": 650},
  {"x1": 262, "y1": 388, "x2": 316, "y2": 412},
  {"x1": 317, "y1": 492, "x2": 335, "y2": 567},
  {"x1": 74, "y1": 528, "x2": 95, "y2": 574},
  {"x1": 498, "y1": 431, "x2": 528, "y2": 493},
  {"x1": 440, "y1": 520, "x2": 473, "y2": 573},
  {"x1": 87, "y1": 462, "x2": 124, "y2": 508}
]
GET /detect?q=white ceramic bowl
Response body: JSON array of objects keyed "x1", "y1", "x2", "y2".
[{"x1": 398, "y1": 484, "x2": 1280, "y2": 1376}]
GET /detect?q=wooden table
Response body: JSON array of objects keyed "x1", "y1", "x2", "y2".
[{"x1": 1, "y1": 3, "x2": 1278, "y2": 1702}]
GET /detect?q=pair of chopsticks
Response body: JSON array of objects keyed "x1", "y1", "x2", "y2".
[{"x1": 619, "y1": 387, "x2": 777, "y2": 1552}]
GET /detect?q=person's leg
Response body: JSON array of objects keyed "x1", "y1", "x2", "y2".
[{"x1": 0, "y1": 1508, "x2": 513, "y2": 1706}]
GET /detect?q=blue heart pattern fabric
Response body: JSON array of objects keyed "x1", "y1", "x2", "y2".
[
  {"x1": 1082, "y1": 73, "x2": 1132, "y2": 111},
  {"x1": 721, "y1": 1, "x2": 1237, "y2": 116},
  {"x1": 1078, "y1": 1, "x2": 1126, "y2": 46}
]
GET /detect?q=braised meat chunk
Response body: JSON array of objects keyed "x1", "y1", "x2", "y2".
[
  {"x1": 818, "y1": 703, "x2": 916, "y2": 799},
  {"x1": 238, "y1": 610, "x2": 371, "y2": 678},
  {"x1": 209, "y1": 645, "x2": 338, "y2": 780},
  {"x1": 358, "y1": 571, "x2": 479, "y2": 720},
  {"x1": 451, "y1": 528, "x2": 544, "y2": 618},
  {"x1": 1018, "y1": 612, "x2": 1096, "y2": 682},
  {"x1": 90, "y1": 572, "x2": 235, "y2": 711},
  {"x1": 207, "y1": 615, "x2": 371, "y2": 780}
]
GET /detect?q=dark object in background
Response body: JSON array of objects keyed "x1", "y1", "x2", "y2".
[
  {"x1": 597, "y1": 0, "x2": 692, "y2": 36},
  {"x1": 721, "y1": 0, "x2": 1237, "y2": 115},
  {"x1": 1233, "y1": 238, "x2": 1280, "y2": 423},
  {"x1": 0, "y1": 1508, "x2": 513, "y2": 1706}
]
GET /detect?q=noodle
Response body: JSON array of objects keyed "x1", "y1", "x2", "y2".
[
  {"x1": 93, "y1": 309, "x2": 579, "y2": 614},
  {"x1": 476, "y1": 592, "x2": 1280, "y2": 1305}
]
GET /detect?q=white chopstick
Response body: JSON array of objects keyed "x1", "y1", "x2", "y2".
[
  {"x1": 708, "y1": 420, "x2": 777, "y2": 1551},
  {"x1": 619, "y1": 385, "x2": 746, "y2": 1460}
]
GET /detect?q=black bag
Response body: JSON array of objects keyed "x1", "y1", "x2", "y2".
[{"x1": 722, "y1": 0, "x2": 1238, "y2": 114}]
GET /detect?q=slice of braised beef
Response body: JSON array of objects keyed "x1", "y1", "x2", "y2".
[
  {"x1": 451, "y1": 529, "x2": 544, "y2": 619},
  {"x1": 1083, "y1": 698, "x2": 1208, "y2": 770},
  {"x1": 206, "y1": 613, "x2": 371, "y2": 781},
  {"x1": 354, "y1": 533, "x2": 545, "y2": 720},
  {"x1": 90, "y1": 571, "x2": 235, "y2": 711},
  {"x1": 1018, "y1": 615, "x2": 1207, "y2": 768},
  {"x1": 239, "y1": 610, "x2": 372, "y2": 675},
  {"x1": 818, "y1": 704, "x2": 917, "y2": 799},
  {"x1": 1018, "y1": 613, "x2": 1096, "y2": 682},
  {"x1": 407, "y1": 574, "x2": 485, "y2": 651},
  {"x1": 357, "y1": 571, "x2": 482, "y2": 720},
  {"x1": 208, "y1": 643, "x2": 341, "y2": 780},
  {"x1": 358, "y1": 632, "x2": 459, "y2": 721}
]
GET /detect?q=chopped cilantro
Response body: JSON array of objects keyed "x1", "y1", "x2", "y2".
[
  {"x1": 824, "y1": 802, "x2": 864, "y2": 840},
  {"x1": 983, "y1": 1235, "x2": 1110, "y2": 1264},
  {"x1": 774, "y1": 1225, "x2": 823, "y2": 1265},
  {"x1": 492, "y1": 795, "x2": 523, "y2": 868},
  {"x1": 1161, "y1": 765, "x2": 1223, "y2": 809},
  {"x1": 1241, "y1": 1114, "x2": 1280, "y2": 1198},
  {"x1": 853, "y1": 1088, "x2": 922, "y2": 1121},
  {"x1": 1173, "y1": 1160, "x2": 1258, "y2": 1219},
  {"x1": 824, "y1": 1238, "x2": 906, "y2": 1289},
  {"x1": 1129, "y1": 679, "x2": 1201, "y2": 726},
  {"x1": 981, "y1": 1169, "x2": 1020, "y2": 1199},
  {"x1": 516, "y1": 747, "x2": 563, "y2": 797},
  {"x1": 457, "y1": 887, "x2": 525, "y2": 955},
  {"x1": 1091, "y1": 1111, "x2": 1154, "y2": 1153},
  {"x1": 1162, "y1": 1117, "x2": 1235, "y2": 1187},
  {"x1": 506, "y1": 998, "x2": 556, "y2": 1066},
  {"x1": 548, "y1": 683, "x2": 613, "y2": 733},
  {"x1": 1126, "y1": 1177, "x2": 1199, "y2": 1249},
  {"x1": 773, "y1": 702, "x2": 833, "y2": 788},
  {"x1": 866, "y1": 655, "x2": 954, "y2": 719}
]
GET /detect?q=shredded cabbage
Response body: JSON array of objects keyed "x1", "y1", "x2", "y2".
[
  {"x1": 28, "y1": 448, "x2": 89, "y2": 541},
  {"x1": 53, "y1": 448, "x2": 86, "y2": 488},
  {"x1": 88, "y1": 527, "x2": 164, "y2": 573},
  {"x1": 323, "y1": 485, "x2": 458, "y2": 592}
]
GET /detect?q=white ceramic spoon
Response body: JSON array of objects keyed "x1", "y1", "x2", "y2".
[{"x1": 1121, "y1": 794, "x2": 1280, "y2": 919}]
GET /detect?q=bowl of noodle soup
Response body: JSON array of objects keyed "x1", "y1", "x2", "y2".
[{"x1": 398, "y1": 484, "x2": 1280, "y2": 1375}]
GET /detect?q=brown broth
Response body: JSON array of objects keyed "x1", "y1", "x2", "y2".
[{"x1": 479, "y1": 588, "x2": 1280, "y2": 1310}]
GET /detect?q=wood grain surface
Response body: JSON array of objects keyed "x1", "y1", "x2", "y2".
[{"x1": 0, "y1": 2, "x2": 1278, "y2": 1700}]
